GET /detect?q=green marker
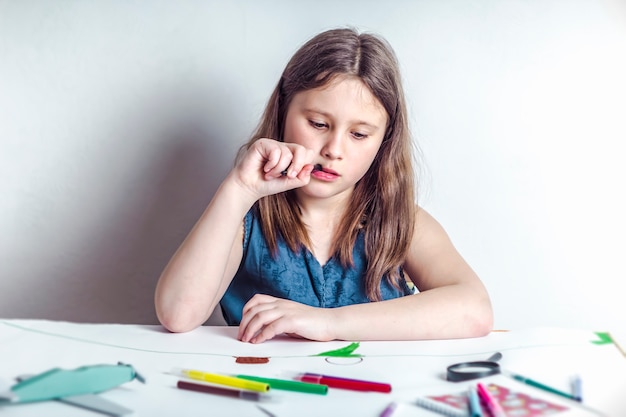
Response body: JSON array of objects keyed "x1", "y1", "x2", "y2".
[
  {"x1": 236, "y1": 375, "x2": 328, "y2": 395},
  {"x1": 510, "y1": 372, "x2": 578, "y2": 401}
]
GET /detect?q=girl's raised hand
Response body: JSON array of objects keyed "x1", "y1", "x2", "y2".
[{"x1": 232, "y1": 138, "x2": 316, "y2": 200}]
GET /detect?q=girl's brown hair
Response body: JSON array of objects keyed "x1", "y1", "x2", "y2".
[{"x1": 239, "y1": 27, "x2": 416, "y2": 301}]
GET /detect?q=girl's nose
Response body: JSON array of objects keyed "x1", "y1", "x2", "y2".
[{"x1": 321, "y1": 132, "x2": 344, "y2": 160}]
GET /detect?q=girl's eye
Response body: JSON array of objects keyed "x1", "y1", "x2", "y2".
[
  {"x1": 352, "y1": 132, "x2": 368, "y2": 140},
  {"x1": 309, "y1": 120, "x2": 327, "y2": 129}
]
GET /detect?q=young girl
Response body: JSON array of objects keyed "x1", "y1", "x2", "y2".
[{"x1": 155, "y1": 28, "x2": 493, "y2": 343}]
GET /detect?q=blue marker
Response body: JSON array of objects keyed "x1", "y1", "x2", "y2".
[
  {"x1": 468, "y1": 385, "x2": 484, "y2": 417},
  {"x1": 571, "y1": 374, "x2": 583, "y2": 402}
]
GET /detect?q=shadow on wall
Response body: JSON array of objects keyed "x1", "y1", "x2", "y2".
[
  {"x1": 73, "y1": 130, "x2": 229, "y2": 325},
  {"x1": 71, "y1": 126, "x2": 229, "y2": 326},
  {"x1": 31, "y1": 86, "x2": 238, "y2": 327}
]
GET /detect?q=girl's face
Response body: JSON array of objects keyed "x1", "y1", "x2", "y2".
[{"x1": 283, "y1": 75, "x2": 388, "y2": 202}]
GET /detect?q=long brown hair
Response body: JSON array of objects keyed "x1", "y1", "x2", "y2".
[{"x1": 238, "y1": 27, "x2": 416, "y2": 301}]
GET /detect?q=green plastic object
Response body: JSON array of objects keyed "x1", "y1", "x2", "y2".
[
  {"x1": 6, "y1": 363, "x2": 143, "y2": 403},
  {"x1": 313, "y1": 342, "x2": 361, "y2": 357}
]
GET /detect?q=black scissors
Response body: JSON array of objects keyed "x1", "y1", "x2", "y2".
[{"x1": 446, "y1": 352, "x2": 502, "y2": 382}]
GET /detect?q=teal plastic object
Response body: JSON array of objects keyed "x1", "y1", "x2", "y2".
[{"x1": 7, "y1": 363, "x2": 144, "y2": 403}]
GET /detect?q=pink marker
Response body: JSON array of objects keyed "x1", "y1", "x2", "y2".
[{"x1": 476, "y1": 383, "x2": 506, "y2": 417}]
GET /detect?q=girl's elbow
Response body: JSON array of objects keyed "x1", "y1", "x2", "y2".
[
  {"x1": 468, "y1": 301, "x2": 494, "y2": 337},
  {"x1": 156, "y1": 305, "x2": 202, "y2": 334},
  {"x1": 159, "y1": 316, "x2": 195, "y2": 333},
  {"x1": 473, "y1": 314, "x2": 494, "y2": 337}
]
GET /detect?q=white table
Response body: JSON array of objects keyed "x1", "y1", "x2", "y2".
[{"x1": 1, "y1": 320, "x2": 623, "y2": 416}]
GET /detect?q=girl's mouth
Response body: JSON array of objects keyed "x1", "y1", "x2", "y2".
[{"x1": 311, "y1": 164, "x2": 340, "y2": 181}]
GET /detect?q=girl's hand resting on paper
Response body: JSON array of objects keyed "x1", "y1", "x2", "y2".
[
  {"x1": 237, "y1": 294, "x2": 335, "y2": 343},
  {"x1": 232, "y1": 138, "x2": 316, "y2": 201}
]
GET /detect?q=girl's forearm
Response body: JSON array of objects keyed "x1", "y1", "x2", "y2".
[
  {"x1": 155, "y1": 174, "x2": 256, "y2": 332},
  {"x1": 329, "y1": 283, "x2": 493, "y2": 341}
]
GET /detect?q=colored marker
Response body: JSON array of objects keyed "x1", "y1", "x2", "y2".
[
  {"x1": 509, "y1": 372, "x2": 578, "y2": 401},
  {"x1": 236, "y1": 374, "x2": 328, "y2": 395},
  {"x1": 379, "y1": 401, "x2": 397, "y2": 417},
  {"x1": 467, "y1": 386, "x2": 484, "y2": 417},
  {"x1": 177, "y1": 380, "x2": 266, "y2": 401},
  {"x1": 571, "y1": 374, "x2": 583, "y2": 402},
  {"x1": 177, "y1": 369, "x2": 269, "y2": 392},
  {"x1": 476, "y1": 383, "x2": 506, "y2": 417},
  {"x1": 296, "y1": 373, "x2": 391, "y2": 393},
  {"x1": 281, "y1": 163, "x2": 322, "y2": 176}
]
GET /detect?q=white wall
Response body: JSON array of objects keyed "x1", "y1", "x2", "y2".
[{"x1": 1, "y1": 1, "x2": 624, "y2": 331}]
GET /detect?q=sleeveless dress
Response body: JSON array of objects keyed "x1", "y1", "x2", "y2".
[{"x1": 219, "y1": 207, "x2": 414, "y2": 325}]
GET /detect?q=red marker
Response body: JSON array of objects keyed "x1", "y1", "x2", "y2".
[{"x1": 296, "y1": 373, "x2": 391, "y2": 393}]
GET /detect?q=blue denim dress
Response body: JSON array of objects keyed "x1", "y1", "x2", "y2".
[{"x1": 219, "y1": 208, "x2": 414, "y2": 325}]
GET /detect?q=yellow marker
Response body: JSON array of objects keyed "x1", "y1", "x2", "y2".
[{"x1": 179, "y1": 369, "x2": 270, "y2": 392}]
